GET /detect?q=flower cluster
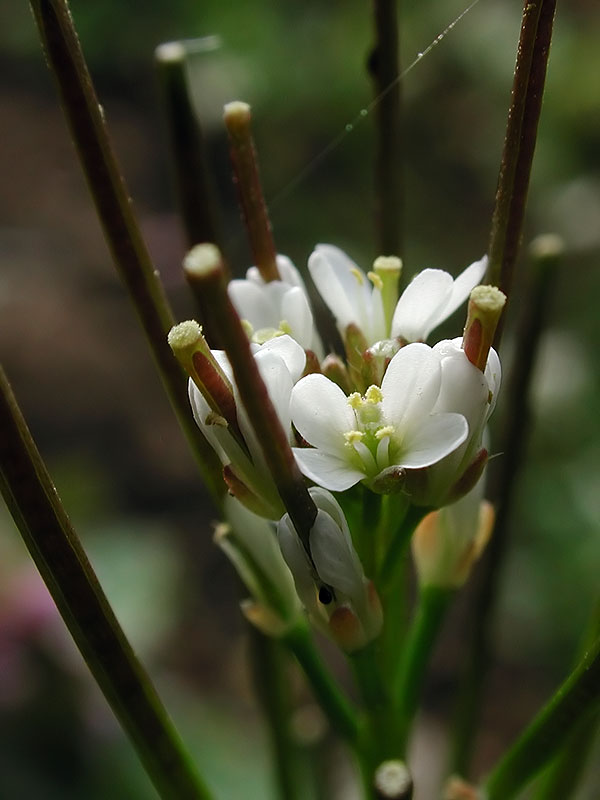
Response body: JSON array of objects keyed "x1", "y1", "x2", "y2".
[{"x1": 170, "y1": 243, "x2": 504, "y2": 650}]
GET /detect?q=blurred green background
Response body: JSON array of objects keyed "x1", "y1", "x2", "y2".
[{"x1": 1, "y1": 0, "x2": 599, "y2": 797}]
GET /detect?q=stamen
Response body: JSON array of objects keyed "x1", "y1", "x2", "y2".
[
  {"x1": 344, "y1": 430, "x2": 365, "y2": 444},
  {"x1": 347, "y1": 392, "x2": 363, "y2": 409},
  {"x1": 367, "y1": 271, "x2": 383, "y2": 291},
  {"x1": 350, "y1": 267, "x2": 364, "y2": 285},
  {"x1": 375, "y1": 425, "x2": 394, "y2": 440},
  {"x1": 365, "y1": 385, "x2": 384, "y2": 404}
]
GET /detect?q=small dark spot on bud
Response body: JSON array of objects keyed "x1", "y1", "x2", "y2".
[{"x1": 319, "y1": 586, "x2": 333, "y2": 605}]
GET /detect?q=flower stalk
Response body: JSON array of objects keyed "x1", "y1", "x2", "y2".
[
  {"x1": 393, "y1": 586, "x2": 454, "y2": 754},
  {"x1": 369, "y1": 0, "x2": 403, "y2": 256},
  {"x1": 0, "y1": 367, "x2": 213, "y2": 800},
  {"x1": 155, "y1": 38, "x2": 222, "y2": 250},
  {"x1": 224, "y1": 101, "x2": 280, "y2": 282},
  {"x1": 28, "y1": 0, "x2": 224, "y2": 502},
  {"x1": 486, "y1": 0, "x2": 558, "y2": 324}
]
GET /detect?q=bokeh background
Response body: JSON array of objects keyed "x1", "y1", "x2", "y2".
[{"x1": 1, "y1": 0, "x2": 599, "y2": 797}]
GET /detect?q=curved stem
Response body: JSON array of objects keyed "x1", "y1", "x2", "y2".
[
  {"x1": 484, "y1": 634, "x2": 600, "y2": 800},
  {"x1": 0, "y1": 367, "x2": 213, "y2": 800}
]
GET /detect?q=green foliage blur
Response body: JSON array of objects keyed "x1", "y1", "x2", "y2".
[{"x1": 1, "y1": 0, "x2": 599, "y2": 797}]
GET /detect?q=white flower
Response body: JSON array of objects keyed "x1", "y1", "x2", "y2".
[
  {"x1": 391, "y1": 257, "x2": 488, "y2": 343},
  {"x1": 308, "y1": 243, "x2": 487, "y2": 346},
  {"x1": 189, "y1": 334, "x2": 306, "y2": 518},
  {"x1": 290, "y1": 342, "x2": 469, "y2": 492},
  {"x1": 277, "y1": 488, "x2": 382, "y2": 651},
  {"x1": 228, "y1": 254, "x2": 322, "y2": 354},
  {"x1": 308, "y1": 244, "x2": 388, "y2": 345}
]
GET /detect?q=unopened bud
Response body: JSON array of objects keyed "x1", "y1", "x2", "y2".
[
  {"x1": 412, "y1": 480, "x2": 494, "y2": 589},
  {"x1": 443, "y1": 776, "x2": 482, "y2": 800},
  {"x1": 322, "y1": 354, "x2": 352, "y2": 394},
  {"x1": 462, "y1": 285, "x2": 506, "y2": 372},
  {"x1": 344, "y1": 322, "x2": 378, "y2": 393}
]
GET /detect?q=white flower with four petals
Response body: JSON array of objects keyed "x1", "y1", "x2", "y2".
[{"x1": 290, "y1": 342, "x2": 470, "y2": 492}]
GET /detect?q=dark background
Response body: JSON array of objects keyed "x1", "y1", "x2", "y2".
[{"x1": 1, "y1": 0, "x2": 599, "y2": 796}]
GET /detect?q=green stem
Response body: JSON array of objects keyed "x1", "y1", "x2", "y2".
[
  {"x1": 534, "y1": 600, "x2": 600, "y2": 800},
  {"x1": 450, "y1": 239, "x2": 561, "y2": 777},
  {"x1": 369, "y1": 0, "x2": 403, "y2": 256},
  {"x1": 351, "y1": 642, "x2": 396, "y2": 773},
  {"x1": 284, "y1": 623, "x2": 361, "y2": 747},
  {"x1": 379, "y1": 505, "x2": 427, "y2": 590},
  {"x1": 487, "y1": 0, "x2": 558, "y2": 340},
  {"x1": 484, "y1": 634, "x2": 600, "y2": 800},
  {"x1": 393, "y1": 587, "x2": 453, "y2": 754},
  {"x1": 28, "y1": 0, "x2": 224, "y2": 503},
  {"x1": 0, "y1": 367, "x2": 213, "y2": 800},
  {"x1": 248, "y1": 629, "x2": 299, "y2": 800}
]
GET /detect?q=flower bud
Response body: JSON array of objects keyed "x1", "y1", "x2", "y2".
[
  {"x1": 215, "y1": 496, "x2": 302, "y2": 637},
  {"x1": 412, "y1": 477, "x2": 494, "y2": 589},
  {"x1": 277, "y1": 488, "x2": 383, "y2": 651}
]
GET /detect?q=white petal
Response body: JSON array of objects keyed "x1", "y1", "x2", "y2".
[
  {"x1": 228, "y1": 280, "x2": 278, "y2": 330},
  {"x1": 381, "y1": 343, "x2": 442, "y2": 429},
  {"x1": 433, "y1": 340, "x2": 489, "y2": 425},
  {"x1": 391, "y1": 269, "x2": 453, "y2": 341},
  {"x1": 291, "y1": 374, "x2": 356, "y2": 454},
  {"x1": 439, "y1": 255, "x2": 488, "y2": 322},
  {"x1": 308, "y1": 248, "x2": 360, "y2": 334},
  {"x1": 292, "y1": 448, "x2": 365, "y2": 491},
  {"x1": 258, "y1": 334, "x2": 306, "y2": 383},
  {"x1": 280, "y1": 286, "x2": 315, "y2": 350},
  {"x1": 484, "y1": 347, "x2": 502, "y2": 417},
  {"x1": 309, "y1": 510, "x2": 365, "y2": 598},
  {"x1": 275, "y1": 254, "x2": 305, "y2": 289},
  {"x1": 398, "y1": 412, "x2": 468, "y2": 468},
  {"x1": 253, "y1": 350, "x2": 295, "y2": 435}
]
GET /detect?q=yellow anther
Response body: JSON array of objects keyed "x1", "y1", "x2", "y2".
[
  {"x1": 365, "y1": 385, "x2": 384, "y2": 404},
  {"x1": 205, "y1": 412, "x2": 228, "y2": 427},
  {"x1": 350, "y1": 267, "x2": 364, "y2": 285},
  {"x1": 279, "y1": 320, "x2": 292, "y2": 335},
  {"x1": 241, "y1": 319, "x2": 254, "y2": 338},
  {"x1": 252, "y1": 326, "x2": 283, "y2": 344},
  {"x1": 375, "y1": 425, "x2": 394, "y2": 440},
  {"x1": 344, "y1": 430, "x2": 364, "y2": 444},
  {"x1": 347, "y1": 392, "x2": 363, "y2": 409},
  {"x1": 367, "y1": 271, "x2": 383, "y2": 291}
]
